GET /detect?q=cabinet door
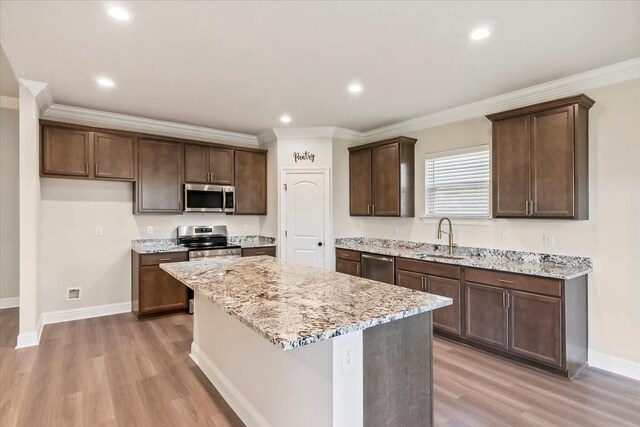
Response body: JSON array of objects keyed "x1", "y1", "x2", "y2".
[
  {"x1": 509, "y1": 290, "x2": 563, "y2": 367},
  {"x1": 492, "y1": 116, "x2": 530, "y2": 217},
  {"x1": 372, "y1": 143, "x2": 400, "y2": 216},
  {"x1": 184, "y1": 144, "x2": 210, "y2": 184},
  {"x1": 235, "y1": 150, "x2": 267, "y2": 214},
  {"x1": 427, "y1": 276, "x2": 462, "y2": 336},
  {"x1": 139, "y1": 265, "x2": 188, "y2": 314},
  {"x1": 94, "y1": 132, "x2": 134, "y2": 180},
  {"x1": 349, "y1": 148, "x2": 372, "y2": 215},
  {"x1": 465, "y1": 282, "x2": 508, "y2": 349},
  {"x1": 42, "y1": 126, "x2": 91, "y2": 177},
  {"x1": 396, "y1": 270, "x2": 425, "y2": 292},
  {"x1": 209, "y1": 147, "x2": 234, "y2": 185},
  {"x1": 531, "y1": 106, "x2": 575, "y2": 218},
  {"x1": 137, "y1": 139, "x2": 183, "y2": 213},
  {"x1": 242, "y1": 247, "x2": 277, "y2": 257},
  {"x1": 336, "y1": 259, "x2": 361, "y2": 277}
]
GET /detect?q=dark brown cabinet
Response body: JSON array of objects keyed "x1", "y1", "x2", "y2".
[
  {"x1": 509, "y1": 290, "x2": 562, "y2": 367},
  {"x1": 94, "y1": 132, "x2": 135, "y2": 180},
  {"x1": 335, "y1": 249, "x2": 362, "y2": 277},
  {"x1": 242, "y1": 246, "x2": 276, "y2": 257},
  {"x1": 136, "y1": 139, "x2": 183, "y2": 213},
  {"x1": 348, "y1": 137, "x2": 416, "y2": 217},
  {"x1": 487, "y1": 94, "x2": 594, "y2": 220},
  {"x1": 396, "y1": 269, "x2": 424, "y2": 292},
  {"x1": 465, "y1": 282, "x2": 509, "y2": 350},
  {"x1": 235, "y1": 149, "x2": 267, "y2": 215},
  {"x1": 185, "y1": 144, "x2": 234, "y2": 185},
  {"x1": 131, "y1": 251, "x2": 189, "y2": 318},
  {"x1": 41, "y1": 124, "x2": 135, "y2": 181}
]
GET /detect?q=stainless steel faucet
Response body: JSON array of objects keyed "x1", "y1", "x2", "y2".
[{"x1": 437, "y1": 217, "x2": 457, "y2": 255}]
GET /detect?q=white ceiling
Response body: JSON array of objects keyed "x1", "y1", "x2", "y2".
[{"x1": 1, "y1": 1, "x2": 639, "y2": 135}]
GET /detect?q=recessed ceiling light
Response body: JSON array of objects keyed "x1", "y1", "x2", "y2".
[
  {"x1": 348, "y1": 83, "x2": 363, "y2": 94},
  {"x1": 108, "y1": 7, "x2": 131, "y2": 21},
  {"x1": 97, "y1": 78, "x2": 115, "y2": 88},
  {"x1": 280, "y1": 114, "x2": 292, "y2": 124},
  {"x1": 470, "y1": 27, "x2": 490, "y2": 41}
]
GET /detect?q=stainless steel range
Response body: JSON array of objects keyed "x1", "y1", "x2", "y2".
[{"x1": 177, "y1": 225, "x2": 241, "y2": 260}]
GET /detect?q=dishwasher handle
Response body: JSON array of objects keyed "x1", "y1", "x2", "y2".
[{"x1": 361, "y1": 253, "x2": 394, "y2": 263}]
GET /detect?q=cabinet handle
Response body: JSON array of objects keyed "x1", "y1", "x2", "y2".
[
  {"x1": 525, "y1": 201, "x2": 529, "y2": 216},
  {"x1": 502, "y1": 291, "x2": 506, "y2": 307},
  {"x1": 95, "y1": 163, "x2": 98, "y2": 175},
  {"x1": 497, "y1": 279, "x2": 514, "y2": 284},
  {"x1": 85, "y1": 163, "x2": 89, "y2": 174},
  {"x1": 255, "y1": 251, "x2": 265, "y2": 255},
  {"x1": 158, "y1": 258, "x2": 172, "y2": 262},
  {"x1": 356, "y1": 264, "x2": 360, "y2": 275},
  {"x1": 507, "y1": 293, "x2": 511, "y2": 309},
  {"x1": 367, "y1": 204, "x2": 371, "y2": 215},
  {"x1": 529, "y1": 200, "x2": 534, "y2": 216},
  {"x1": 372, "y1": 204, "x2": 375, "y2": 215}
]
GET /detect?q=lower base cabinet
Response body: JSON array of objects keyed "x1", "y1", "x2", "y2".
[
  {"x1": 335, "y1": 248, "x2": 362, "y2": 277},
  {"x1": 132, "y1": 251, "x2": 189, "y2": 318},
  {"x1": 465, "y1": 282, "x2": 509, "y2": 349},
  {"x1": 241, "y1": 246, "x2": 277, "y2": 257}
]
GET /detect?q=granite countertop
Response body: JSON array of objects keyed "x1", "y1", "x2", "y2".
[
  {"x1": 131, "y1": 236, "x2": 277, "y2": 254},
  {"x1": 160, "y1": 256, "x2": 452, "y2": 350},
  {"x1": 335, "y1": 238, "x2": 592, "y2": 280}
]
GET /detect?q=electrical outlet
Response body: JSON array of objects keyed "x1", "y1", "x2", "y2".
[
  {"x1": 95, "y1": 225, "x2": 103, "y2": 236},
  {"x1": 342, "y1": 342, "x2": 354, "y2": 371},
  {"x1": 501, "y1": 231, "x2": 511, "y2": 245},
  {"x1": 146, "y1": 226, "x2": 153, "y2": 234},
  {"x1": 543, "y1": 234, "x2": 555, "y2": 247},
  {"x1": 66, "y1": 287, "x2": 81, "y2": 300}
]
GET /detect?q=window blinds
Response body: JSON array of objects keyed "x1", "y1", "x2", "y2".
[{"x1": 425, "y1": 147, "x2": 490, "y2": 218}]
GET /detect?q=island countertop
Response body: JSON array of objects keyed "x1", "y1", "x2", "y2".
[{"x1": 160, "y1": 256, "x2": 452, "y2": 350}]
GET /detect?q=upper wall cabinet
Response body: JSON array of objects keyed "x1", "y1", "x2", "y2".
[
  {"x1": 234, "y1": 149, "x2": 267, "y2": 215},
  {"x1": 41, "y1": 123, "x2": 135, "y2": 181},
  {"x1": 348, "y1": 136, "x2": 416, "y2": 217},
  {"x1": 135, "y1": 139, "x2": 183, "y2": 214},
  {"x1": 487, "y1": 94, "x2": 594, "y2": 220},
  {"x1": 184, "y1": 144, "x2": 234, "y2": 185}
]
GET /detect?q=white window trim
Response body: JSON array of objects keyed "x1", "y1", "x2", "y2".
[{"x1": 423, "y1": 144, "x2": 492, "y2": 220}]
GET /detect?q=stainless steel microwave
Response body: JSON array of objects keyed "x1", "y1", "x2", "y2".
[{"x1": 184, "y1": 184, "x2": 235, "y2": 213}]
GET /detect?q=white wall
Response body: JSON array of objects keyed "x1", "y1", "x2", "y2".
[
  {"x1": 0, "y1": 106, "x2": 20, "y2": 303},
  {"x1": 39, "y1": 178, "x2": 264, "y2": 313},
  {"x1": 338, "y1": 79, "x2": 640, "y2": 373}
]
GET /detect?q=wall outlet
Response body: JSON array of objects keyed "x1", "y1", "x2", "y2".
[
  {"x1": 95, "y1": 225, "x2": 103, "y2": 236},
  {"x1": 66, "y1": 287, "x2": 81, "y2": 300},
  {"x1": 501, "y1": 231, "x2": 511, "y2": 245},
  {"x1": 146, "y1": 226, "x2": 153, "y2": 234},
  {"x1": 342, "y1": 342, "x2": 354, "y2": 371},
  {"x1": 543, "y1": 234, "x2": 555, "y2": 247}
]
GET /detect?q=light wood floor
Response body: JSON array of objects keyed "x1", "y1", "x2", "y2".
[{"x1": 1, "y1": 308, "x2": 638, "y2": 426}]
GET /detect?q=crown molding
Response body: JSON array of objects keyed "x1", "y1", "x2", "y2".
[
  {"x1": 361, "y1": 57, "x2": 640, "y2": 142},
  {"x1": 18, "y1": 79, "x2": 53, "y2": 114},
  {"x1": 271, "y1": 126, "x2": 364, "y2": 142},
  {"x1": 0, "y1": 96, "x2": 19, "y2": 109},
  {"x1": 42, "y1": 104, "x2": 259, "y2": 146}
]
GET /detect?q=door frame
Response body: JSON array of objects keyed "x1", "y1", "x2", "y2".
[{"x1": 279, "y1": 168, "x2": 333, "y2": 270}]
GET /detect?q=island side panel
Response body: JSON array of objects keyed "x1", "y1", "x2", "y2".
[
  {"x1": 191, "y1": 292, "x2": 334, "y2": 427},
  {"x1": 363, "y1": 312, "x2": 433, "y2": 427}
]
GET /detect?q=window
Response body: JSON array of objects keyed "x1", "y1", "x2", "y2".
[{"x1": 425, "y1": 146, "x2": 490, "y2": 218}]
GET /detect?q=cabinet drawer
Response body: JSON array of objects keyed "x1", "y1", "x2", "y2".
[
  {"x1": 139, "y1": 251, "x2": 188, "y2": 266},
  {"x1": 465, "y1": 268, "x2": 561, "y2": 298},
  {"x1": 242, "y1": 246, "x2": 276, "y2": 257},
  {"x1": 336, "y1": 248, "x2": 361, "y2": 262},
  {"x1": 396, "y1": 257, "x2": 460, "y2": 280}
]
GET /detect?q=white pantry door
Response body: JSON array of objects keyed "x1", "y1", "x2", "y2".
[{"x1": 284, "y1": 172, "x2": 326, "y2": 268}]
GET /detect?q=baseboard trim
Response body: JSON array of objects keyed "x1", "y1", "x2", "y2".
[
  {"x1": 589, "y1": 350, "x2": 640, "y2": 381},
  {"x1": 190, "y1": 342, "x2": 271, "y2": 427},
  {"x1": 0, "y1": 297, "x2": 20, "y2": 309},
  {"x1": 40, "y1": 301, "x2": 132, "y2": 325},
  {"x1": 15, "y1": 331, "x2": 39, "y2": 348}
]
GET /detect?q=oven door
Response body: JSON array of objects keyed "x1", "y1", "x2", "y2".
[{"x1": 184, "y1": 184, "x2": 225, "y2": 212}]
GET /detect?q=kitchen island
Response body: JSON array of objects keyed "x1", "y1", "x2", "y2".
[{"x1": 161, "y1": 256, "x2": 451, "y2": 427}]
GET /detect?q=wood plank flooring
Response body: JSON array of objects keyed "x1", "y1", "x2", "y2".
[{"x1": 1, "y1": 307, "x2": 639, "y2": 426}]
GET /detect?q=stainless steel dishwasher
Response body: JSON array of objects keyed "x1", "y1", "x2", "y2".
[{"x1": 361, "y1": 253, "x2": 395, "y2": 285}]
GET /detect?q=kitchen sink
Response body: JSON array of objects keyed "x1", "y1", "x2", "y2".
[{"x1": 414, "y1": 253, "x2": 468, "y2": 260}]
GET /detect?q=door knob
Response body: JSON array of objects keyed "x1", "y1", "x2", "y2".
[{"x1": 318, "y1": 242, "x2": 323, "y2": 247}]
